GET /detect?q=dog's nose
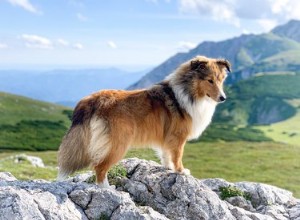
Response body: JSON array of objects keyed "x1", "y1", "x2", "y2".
[{"x1": 219, "y1": 96, "x2": 226, "y2": 102}]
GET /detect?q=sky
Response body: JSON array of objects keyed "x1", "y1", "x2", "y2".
[{"x1": 0, "y1": 0, "x2": 300, "y2": 71}]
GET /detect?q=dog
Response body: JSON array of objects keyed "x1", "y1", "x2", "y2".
[{"x1": 57, "y1": 55, "x2": 231, "y2": 187}]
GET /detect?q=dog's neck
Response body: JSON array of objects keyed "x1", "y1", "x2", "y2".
[{"x1": 170, "y1": 82, "x2": 217, "y2": 140}]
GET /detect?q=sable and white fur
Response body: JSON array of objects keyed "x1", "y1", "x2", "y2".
[{"x1": 57, "y1": 55, "x2": 231, "y2": 187}]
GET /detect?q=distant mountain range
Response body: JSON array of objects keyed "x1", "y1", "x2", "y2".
[
  {"x1": 129, "y1": 19, "x2": 300, "y2": 89},
  {"x1": 0, "y1": 68, "x2": 147, "y2": 107}
]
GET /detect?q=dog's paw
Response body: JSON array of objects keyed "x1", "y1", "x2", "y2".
[
  {"x1": 109, "y1": 185, "x2": 116, "y2": 190},
  {"x1": 180, "y1": 168, "x2": 191, "y2": 175}
]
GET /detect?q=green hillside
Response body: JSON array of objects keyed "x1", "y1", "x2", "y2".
[
  {"x1": 215, "y1": 72, "x2": 300, "y2": 124},
  {"x1": 0, "y1": 92, "x2": 71, "y2": 151},
  {"x1": 235, "y1": 33, "x2": 300, "y2": 69},
  {"x1": 256, "y1": 99, "x2": 300, "y2": 146},
  {"x1": 206, "y1": 72, "x2": 300, "y2": 145}
]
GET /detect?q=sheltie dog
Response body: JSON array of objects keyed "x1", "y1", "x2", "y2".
[{"x1": 57, "y1": 55, "x2": 231, "y2": 187}]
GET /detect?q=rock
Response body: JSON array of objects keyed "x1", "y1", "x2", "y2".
[
  {"x1": 235, "y1": 181, "x2": 295, "y2": 208},
  {"x1": 225, "y1": 196, "x2": 255, "y2": 212},
  {"x1": 119, "y1": 159, "x2": 234, "y2": 220},
  {"x1": 0, "y1": 172, "x2": 17, "y2": 181},
  {"x1": 12, "y1": 154, "x2": 45, "y2": 168},
  {"x1": 0, "y1": 158, "x2": 299, "y2": 220}
]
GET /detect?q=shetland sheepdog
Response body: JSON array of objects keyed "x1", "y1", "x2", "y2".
[{"x1": 57, "y1": 55, "x2": 231, "y2": 187}]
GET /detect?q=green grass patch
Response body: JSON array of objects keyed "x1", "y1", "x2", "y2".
[
  {"x1": 256, "y1": 99, "x2": 300, "y2": 146},
  {"x1": 0, "y1": 156, "x2": 57, "y2": 180},
  {"x1": 108, "y1": 164, "x2": 127, "y2": 186},
  {"x1": 219, "y1": 186, "x2": 251, "y2": 201},
  {"x1": 0, "y1": 92, "x2": 71, "y2": 125},
  {"x1": 199, "y1": 124, "x2": 271, "y2": 142},
  {"x1": 0, "y1": 92, "x2": 71, "y2": 151},
  {"x1": 0, "y1": 120, "x2": 68, "y2": 151}
]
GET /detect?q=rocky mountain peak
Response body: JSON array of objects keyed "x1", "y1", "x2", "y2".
[{"x1": 272, "y1": 19, "x2": 300, "y2": 42}]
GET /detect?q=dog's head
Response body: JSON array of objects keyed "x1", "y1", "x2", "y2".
[{"x1": 168, "y1": 56, "x2": 231, "y2": 103}]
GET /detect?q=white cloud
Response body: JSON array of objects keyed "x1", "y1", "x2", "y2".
[
  {"x1": 76, "y1": 13, "x2": 88, "y2": 21},
  {"x1": 179, "y1": 0, "x2": 240, "y2": 27},
  {"x1": 241, "y1": 29, "x2": 249, "y2": 34},
  {"x1": 21, "y1": 34, "x2": 52, "y2": 49},
  {"x1": 57, "y1": 39, "x2": 70, "y2": 46},
  {"x1": 73, "y1": 43, "x2": 84, "y2": 50},
  {"x1": 145, "y1": 0, "x2": 171, "y2": 3},
  {"x1": 6, "y1": 0, "x2": 40, "y2": 14},
  {"x1": 0, "y1": 43, "x2": 8, "y2": 49},
  {"x1": 177, "y1": 41, "x2": 197, "y2": 51},
  {"x1": 107, "y1": 41, "x2": 117, "y2": 49},
  {"x1": 257, "y1": 19, "x2": 278, "y2": 31},
  {"x1": 178, "y1": 0, "x2": 300, "y2": 29},
  {"x1": 270, "y1": 0, "x2": 300, "y2": 20}
]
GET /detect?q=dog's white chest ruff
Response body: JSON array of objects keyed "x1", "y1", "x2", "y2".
[
  {"x1": 187, "y1": 98, "x2": 216, "y2": 140},
  {"x1": 172, "y1": 85, "x2": 216, "y2": 140}
]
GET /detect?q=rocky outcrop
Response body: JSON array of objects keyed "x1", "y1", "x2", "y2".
[
  {"x1": 0, "y1": 158, "x2": 299, "y2": 220},
  {"x1": 11, "y1": 154, "x2": 45, "y2": 168}
]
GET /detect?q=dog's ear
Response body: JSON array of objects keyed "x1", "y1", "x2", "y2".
[
  {"x1": 190, "y1": 60, "x2": 208, "y2": 71},
  {"x1": 217, "y1": 59, "x2": 231, "y2": 72}
]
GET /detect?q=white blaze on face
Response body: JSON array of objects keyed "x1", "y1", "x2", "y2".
[{"x1": 219, "y1": 88, "x2": 226, "y2": 99}]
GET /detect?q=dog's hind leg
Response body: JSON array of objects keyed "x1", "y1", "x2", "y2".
[
  {"x1": 94, "y1": 119, "x2": 133, "y2": 187},
  {"x1": 94, "y1": 142, "x2": 129, "y2": 187}
]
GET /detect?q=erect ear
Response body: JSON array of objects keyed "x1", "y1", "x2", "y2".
[
  {"x1": 190, "y1": 60, "x2": 208, "y2": 71},
  {"x1": 217, "y1": 59, "x2": 231, "y2": 72}
]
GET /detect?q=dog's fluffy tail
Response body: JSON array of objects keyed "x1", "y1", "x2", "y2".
[{"x1": 57, "y1": 125, "x2": 91, "y2": 181}]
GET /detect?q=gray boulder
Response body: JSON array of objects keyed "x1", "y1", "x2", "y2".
[
  {"x1": 11, "y1": 154, "x2": 45, "y2": 168},
  {"x1": 0, "y1": 158, "x2": 299, "y2": 220}
]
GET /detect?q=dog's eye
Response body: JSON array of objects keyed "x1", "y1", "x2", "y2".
[{"x1": 208, "y1": 79, "x2": 214, "y2": 84}]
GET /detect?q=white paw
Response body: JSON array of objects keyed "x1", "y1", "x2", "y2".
[
  {"x1": 109, "y1": 185, "x2": 116, "y2": 190},
  {"x1": 180, "y1": 168, "x2": 191, "y2": 175}
]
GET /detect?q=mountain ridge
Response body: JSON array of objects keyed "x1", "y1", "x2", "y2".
[{"x1": 128, "y1": 20, "x2": 300, "y2": 89}]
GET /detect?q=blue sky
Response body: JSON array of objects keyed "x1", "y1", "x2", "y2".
[{"x1": 0, "y1": 0, "x2": 299, "y2": 70}]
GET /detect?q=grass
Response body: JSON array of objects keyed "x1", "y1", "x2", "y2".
[
  {"x1": 256, "y1": 99, "x2": 300, "y2": 146},
  {"x1": 0, "y1": 92, "x2": 71, "y2": 125},
  {"x1": 0, "y1": 141, "x2": 299, "y2": 198},
  {"x1": 0, "y1": 151, "x2": 58, "y2": 180},
  {"x1": 215, "y1": 72, "x2": 300, "y2": 127},
  {"x1": 184, "y1": 141, "x2": 300, "y2": 198},
  {"x1": 0, "y1": 92, "x2": 71, "y2": 151},
  {"x1": 107, "y1": 164, "x2": 127, "y2": 186},
  {"x1": 0, "y1": 120, "x2": 68, "y2": 151},
  {"x1": 219, "y1": 186, "x2": 251, "y2": 201}
]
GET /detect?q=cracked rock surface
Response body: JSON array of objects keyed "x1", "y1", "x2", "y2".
[{"x1": 0, "y1": 158, "x2": 299, "y2": 220}]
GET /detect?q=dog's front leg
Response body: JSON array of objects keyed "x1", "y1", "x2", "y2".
[{"x1": 166, "y1": 139, "x2": 190, "y2": 175}]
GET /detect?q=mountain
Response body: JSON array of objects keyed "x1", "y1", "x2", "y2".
[
  {"x1": 0, "y1": 68, "x2": 146, "y2": 106},
  {"x1": 272, "y1": 19, "x2": 300, "y2": 42},
  {"x1": 129, "y1": 20, "x2": 300, "y2": 89},
  {"x1": 0, "y1": 92, "x2": 71, "y2": 151},
  {"x1": 198, "y1": 71, "x2": 300, "y2": 145}
]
